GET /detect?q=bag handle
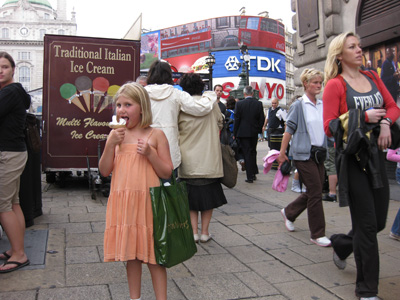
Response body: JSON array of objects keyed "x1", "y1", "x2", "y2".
[{"x1": 159, "y1": 170, "x2": 177, "y2": 187}]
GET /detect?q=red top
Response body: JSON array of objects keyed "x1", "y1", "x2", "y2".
[{"x1": 323, "y1": 70, "x2": 400, "y2": 137}]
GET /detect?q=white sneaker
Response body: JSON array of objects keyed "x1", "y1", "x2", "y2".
[
  {"x1": 291, "y1": 185, "x2": 302, "y2": 193},
  {"x1": 291, "y1": 179, "x2": 301, "y2": 193},
  {"x1": 359, "y1": 297, "x2": 380, "y2": 300},
  {"x1": 310, "y1": 236, "x2": 331, "y2": 247},
  {"x1": 281, "y1": 209, "x2": 295, "y2": 232}
]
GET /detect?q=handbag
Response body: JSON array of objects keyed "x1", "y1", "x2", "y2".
[
  {"x1": 24, "y1": 113, "x2": 41, "y2": 153},
  {"x1": 310, "y1": 146, "x2": 327, "y2": 164},
  {"x1": 149, "y1": 173, "x2": 197, "y2": 268},
  {"x1": 220, "y1": 143, "x2": 238, "y2": 188},
  {"x1": 280, "y1": 159, "x2": 292, "y2": 176}
]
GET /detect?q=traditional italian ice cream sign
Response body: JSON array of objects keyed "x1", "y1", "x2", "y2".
[{"x1": 42, "y1": 35, "x2": 140, "y2": 170}]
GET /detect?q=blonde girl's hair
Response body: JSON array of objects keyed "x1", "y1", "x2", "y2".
[
  {"x1": 324, "y1": 31, "x2": 360, "y2": 84},
  {"x1": 114, "y1": 82, "x2": 153, "y2": 128},
  {"x1": 300, "y1": 68, "x2": 324, "y2": 89}
]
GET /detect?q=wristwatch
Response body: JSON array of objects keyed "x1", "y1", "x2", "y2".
[{"x1": 382, "y1": 117, "x2": 392, "y2": 125}]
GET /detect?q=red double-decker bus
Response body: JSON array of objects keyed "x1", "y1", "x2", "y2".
[
  {"x1": 161, "y1": 30, "x2": 212, "y2": 59},
  {"x1": 239, "y1": 16, "x2": 285, "y2": 52}
]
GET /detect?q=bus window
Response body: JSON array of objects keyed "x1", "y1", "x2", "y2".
[
  {"x1": 247, "y1": 18, "x2": 259, "y2": 30},
  {"x1": 162, "y1": 51, "x2": 167, "y2": 58},
  {"x1": 260, "y1": 19, "x2": 268, "y2": 32},
  {"x1": 278, "y1": 23, "x2": 285, "y2": 36},
  {"x1": 241, "y1": 31, "x2": 252, "y2": 44},
  {"x1": 240, "y1": 18, "x2": 247, "y2": 29},
  {"x1": 189, "y1": 45, "x2": 199, "y2": 53},
  {"x1": 267, "y1": 19, "x2": 277, "y2": 33},
  {"x1": 169, "y1": 49, "x2": 178, "y2": 57},
  {"x1": 205, "y1": 41, "x2": 210, "y2": 48},
  {"x1": 199, "y1": 42, "x2": 205, "y2": 50}
]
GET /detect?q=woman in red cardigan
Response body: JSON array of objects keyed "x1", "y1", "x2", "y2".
[{"x1": 323, "y1": 32, "x2": 400, "y2": 300}]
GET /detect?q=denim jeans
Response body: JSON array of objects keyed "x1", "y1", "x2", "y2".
[{"x1": 391, "y1": 208, "x2": 400, "y2": 236}]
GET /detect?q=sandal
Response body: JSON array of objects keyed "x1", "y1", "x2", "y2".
[
  {"x1": 0, "y1": 259, "x2": 30, "y2": 273},
  {"x1": 0, "y1": 251, "x2": 11, "y2": 261}
]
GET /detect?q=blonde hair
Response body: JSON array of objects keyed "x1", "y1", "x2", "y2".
[
  {"x1": 324, "y1": 31, "x2": 360, "y2": 84},
  {"x1": 114, "y1": 82, "x2": 152, "y2": 128},
  {"x1": 300, "y1": 68, "x2": 324, "y2": 89}
]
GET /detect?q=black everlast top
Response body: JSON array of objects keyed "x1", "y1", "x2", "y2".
[{"x1": 0, "y1": 82, "x2": 31, "y2": 151}]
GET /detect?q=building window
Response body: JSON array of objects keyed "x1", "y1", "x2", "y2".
[
  {"x1": 19, "y1": 66, "x2": 31, "y2": 90},
  {"x1": 40, "y1": 29, "x2": 46, "y2": 39},
  {"x1": 216, "y1": 17, "x2": 229, "y2": 28},
  {"x1": 2, "y1": 28, "x2": 9, "y2": 39},
  {"x1": 234, "y1": 16, "x2": 241, "y2": 27},
  {"x1": 18, "y1": 52, "x2": 31, "y2": 60},
  {"x1": 44, "y1": 13, "x2": 50, "y2": 19},
  {"x1": 58, "y1": 29, "x2": 64, "y2": 35}
]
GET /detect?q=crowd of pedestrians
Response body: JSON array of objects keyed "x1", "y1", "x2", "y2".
[{"x1": 1, "y1": 30, "x2": 400, "y2": 300}]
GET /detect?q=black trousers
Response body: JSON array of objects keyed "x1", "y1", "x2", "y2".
[
  {"x1": 331, "y1": 152, "x2": 389, "y2": 298},
  {"x1": 239, "y1": 137, "x2": 258, "y2": 180}
]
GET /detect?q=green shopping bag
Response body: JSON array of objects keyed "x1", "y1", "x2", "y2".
[{"x1": 149, "y1": 173, "x2": 197, "y2": 268}]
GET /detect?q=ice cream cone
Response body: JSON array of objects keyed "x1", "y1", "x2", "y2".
[
  {"x1": 69, "y1": 95, "x2": 87, "y2": 112},
  {"x1": 75, "y1": 76, "x2": 92, "y2": 112},
  {"x1": 98, "y1": 85, "x2": 120, "y2": 113},
  {"x1": 93, "y1": 77, "x2": 110, "y2": 112}
]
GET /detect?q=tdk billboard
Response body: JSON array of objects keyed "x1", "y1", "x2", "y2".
[{"x1": 211, "y1": 49, "x2": 287, "y2": 105}]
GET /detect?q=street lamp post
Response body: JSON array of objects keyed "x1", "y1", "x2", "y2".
[
  {"x1": 241, "y1": 44, "x2": 251, "y2": 86},
  {"x1": 229, "y1": 44, "x2": 259, "y2": 100},
  {"x1": 205, "y1": 51, "x2": 215, "y2": 90}
]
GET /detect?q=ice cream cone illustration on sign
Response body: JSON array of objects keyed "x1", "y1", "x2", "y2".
[
  {"x1": 98, "y1": 85, "x2": 120, "y2": 113},
  {"x1": 75, "y1": 76, "x2": 92, "y2": 112},
  {"x1": 60, "y1": 83, "x2": 86, "y2": 112},
  {"x1": 93, "y1": 77, "x2": 110, "y2": 113}
]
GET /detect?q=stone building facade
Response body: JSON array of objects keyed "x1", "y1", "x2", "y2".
[
  {"x1": 290, "y1": 0, "x2": 400, "y2": 96},
  {"x1": 0, "y1": 0, "x2": 76, "y2": 112}
]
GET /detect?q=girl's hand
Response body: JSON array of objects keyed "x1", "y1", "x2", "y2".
[
  {"x1": 137, "y1": 138, "x2": 150, "y2": 156},
  {"x1": 108, "y1": 128, "x2": 126, "y2": 146},
  {"x1": 366, "y1": 108, "x2": 386, "y2": 123},
  {"x1": 378, "y1": 122, "x2": 391, "y2": 150}
]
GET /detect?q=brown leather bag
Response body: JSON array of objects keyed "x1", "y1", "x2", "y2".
[{"x1": 220, "y1": 143, "x2": 238, "y2": 188}]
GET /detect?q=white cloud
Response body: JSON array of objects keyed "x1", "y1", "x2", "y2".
[{"x1": 47, "y1": 0, "x2": 294, "y2": 39}]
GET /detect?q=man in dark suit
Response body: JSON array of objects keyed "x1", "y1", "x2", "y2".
[
  {"x1": 381, "y1": 48, "x2": 399, "y2": 101},
  {"x1": 233, "y1": 86, "x2": 265, "y2": 183}
]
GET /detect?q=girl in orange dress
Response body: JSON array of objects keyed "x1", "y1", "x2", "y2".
[{"x1": 99, "y1": 82, "x2": 173, "y2": 300}]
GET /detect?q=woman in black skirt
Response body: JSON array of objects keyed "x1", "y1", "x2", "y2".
[{"x1": 178, "y1": 73, "x2": 227, "y2": 243}]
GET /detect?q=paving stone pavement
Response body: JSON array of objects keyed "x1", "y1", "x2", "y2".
[{"x1": 1, "y1": 141, "x2": 399, "y2": 300}]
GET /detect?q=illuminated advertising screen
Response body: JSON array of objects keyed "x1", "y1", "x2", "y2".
[
  {"x1": 140, "y1": 31, "x2": 161, "y2": 69},
  {"x1": 212, "y1": 50, "x2": 286, "y2": 80}
]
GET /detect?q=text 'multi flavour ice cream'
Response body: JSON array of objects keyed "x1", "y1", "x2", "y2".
[{"x1": 109, "y1": 115, "x2": 126, "y2": 129}]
